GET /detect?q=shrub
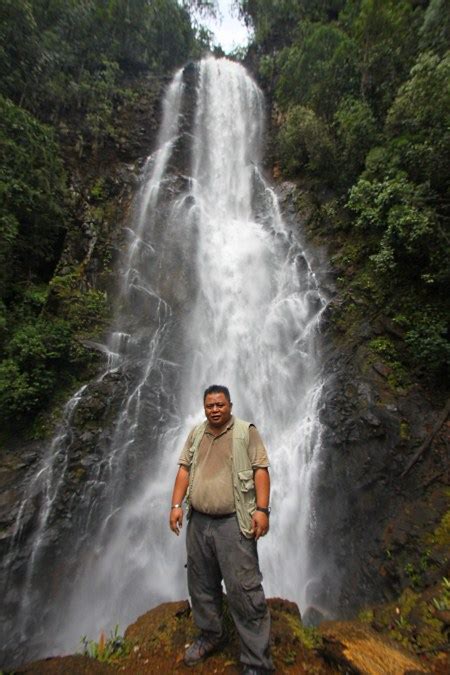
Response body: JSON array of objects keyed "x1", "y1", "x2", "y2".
[
  {"x1": 276, "y1": 24, "x2": 360, "y2": 118},
  {"x1": 0, "y1": 317, "x2": 72, "y2": 420},
  {"x1": 278, "y1": 105, "x2": 336, "y2": 180},
  {"x1": 0, "y1": 95, "x2": 68, "y2": 295},
  {"x1": 334, "y1": 97, "x2": 378, "y2": 184}
]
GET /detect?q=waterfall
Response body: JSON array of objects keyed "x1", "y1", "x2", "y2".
[{"x1": 3, "y1": 57, "x2": 328, "y2": 666}]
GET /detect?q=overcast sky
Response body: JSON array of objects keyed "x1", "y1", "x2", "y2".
[{"x1": 200, "y1": 0, "x2": 251, "y2": 52}]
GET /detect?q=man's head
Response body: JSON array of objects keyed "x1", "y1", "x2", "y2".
[{"x1": 203, "y1": 384, "x2": 232, "y2": 428}]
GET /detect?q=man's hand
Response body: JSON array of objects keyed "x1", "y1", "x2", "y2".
[
  {"x1": 169, "y1": 466, "x2": 189, "y2": 535},
  {"x1": 170, "y1": 506, "x2": 184, "y2": 535},
  {"x1": 252, "y1": 511, "x2": 269, "y2": 540}
]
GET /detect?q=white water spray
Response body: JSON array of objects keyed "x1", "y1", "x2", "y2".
[{"x1": 4, "y1": 58, "x2": 329, "y2": 663}]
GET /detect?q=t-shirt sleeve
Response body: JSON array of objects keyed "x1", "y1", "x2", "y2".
[
  {"x1": 248, "y1": 425, "x2": 270, "y2": 468},
  {"x1": 178, "y1": 429, "x2": 194, "y2": 467}
]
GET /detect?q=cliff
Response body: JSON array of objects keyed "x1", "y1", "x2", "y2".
[{"x1": 275, "y1": 182, "x2": 449, "y2": 618}]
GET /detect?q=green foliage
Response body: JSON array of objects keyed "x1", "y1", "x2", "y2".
[
  {"x1": 276, "y1": 24, "x2": 360, "y2": 118},
  {"x1": 1, "y1": 0, "x2": 201, "y2": 130},
  {"x1": 334, "y1": 97, "x2": 378, "y2": 184},
  {"x1": 0, "y1": 95, "x2": 68, "y2": 296},
  {"x1": 431, "y1": 576, "x2": 450, "y2": 613},
  {"x1": 0, "y1": 0, "x2": 209, "y2": 430},
  {"x1": 278, "y1": 106, "x2": 336, "y2": 179},
  {"x1": 252, "y1": 0, "x2": 449, "y2": 389},
  {"x1": 367, "y1": 335, "x2": 410, "y2": 389},
  {"x1": 404, "y1": 313, "x2": 450, "y2": 380},
  {"x1": 49, "y1": 272, "x2": 109, "y2": 335},
  {"x1": 80, "y1": 625, "x2": 131, "y2": 663},
  {"x1": 0, "y1": 0, "x2": 40, "y2": 103},
  {"x1": 238, "y1": 0, "x2": 305, "y2": 49},
  {"x1": 404, "y1": 551, "x2": 431, "y2": 588},
  {"x1": 386, "y1": 50, "x2": 450, "y2": 194},
  {"x1": 350, "y1": 0, "x2": 422, "y2": 118},
  {"x1": 427, "y1": 508, "x2": 450, "y2": 548},
  {"x1": 239, "y1": 0, "x2": 346, "y2": 48},
  {"x1": 348, "y1": 168, "x2": 446, "y2": 286},
  {"x1": 419, "y1": 0, "x2": 450, "y2": 56},
  {"x1": 0, "y1": 317, "x2": 72, "y2": 419}
]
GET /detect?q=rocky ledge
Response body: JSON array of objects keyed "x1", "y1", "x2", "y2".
[{"x1": 14, "y1": 597, "x2": 447, "y2": 674}]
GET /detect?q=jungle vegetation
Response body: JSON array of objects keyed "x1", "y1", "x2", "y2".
[
  {"x1": 0, "y1": 0, "x2": 214, "y2": 425},
  {"x1": 0, "y1": 0, "x2": 448, "y2": 428},
  {"x1": 239, "y1": 0, "x2": 449, "y2": 388}
]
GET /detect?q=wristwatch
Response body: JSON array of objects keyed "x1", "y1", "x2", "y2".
[
  {"x1": 171, "y1": 503, "x2": 182, "y2": 509},
  {"x1": 256, "y1": 506, "x2": 271, "y2": 515}
]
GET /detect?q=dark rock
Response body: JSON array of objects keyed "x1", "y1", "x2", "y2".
[
  {"x1": 303, "y1": 606, "x2": 326, "y2": 627},
  {"x1": 373, "y1": 361, "x2": 392, "y2": 378}
]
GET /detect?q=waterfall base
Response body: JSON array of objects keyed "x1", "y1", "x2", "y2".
[{"x1": 13, "y1": 594, "x2": 446, "y2": 674}]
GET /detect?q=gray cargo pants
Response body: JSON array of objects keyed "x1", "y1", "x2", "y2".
[{"x1": 186, "y1": 510, "x2": 273, "y2": 671}]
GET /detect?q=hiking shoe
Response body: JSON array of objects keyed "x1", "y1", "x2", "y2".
[{"x1": 184, "y1": 632, "x2": 225, "y2": 666}]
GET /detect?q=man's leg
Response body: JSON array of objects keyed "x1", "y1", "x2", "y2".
[
  {"x1": 186, "y1": 511, "x2": 224, "y2": 640},
  {"x1": 213, "y1": 516, "x2": 274, "y2": 672}
]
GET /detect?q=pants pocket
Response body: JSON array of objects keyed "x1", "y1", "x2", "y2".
[{"x1": 236, "y1": 568, "x2": 267, "y2": 619}]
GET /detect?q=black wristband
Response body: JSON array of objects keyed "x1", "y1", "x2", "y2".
[{"x1": 256, "y1": 506, "x2": 271, "y2": 515}]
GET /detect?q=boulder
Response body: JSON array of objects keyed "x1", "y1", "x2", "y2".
[{"x1": 319, "y1": 620, "x2": 432, "y2": 674}]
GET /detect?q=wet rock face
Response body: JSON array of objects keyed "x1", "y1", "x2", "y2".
[
  {"x1": 277, "y1": 181, "x2": 449, "y2": 617},
  {"x1": 312, "y1": 348, "x2": 448, "y2": 615},
  {"x1": 0, "y1": 444, "x2": 40, "y2": 552}
]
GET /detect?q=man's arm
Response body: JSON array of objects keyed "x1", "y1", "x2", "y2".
[
  {"x1": 252, "y1": 467, "x2": 270, "y2": 540},
  {"x1": 169, "y1": 465, "x2": 190, "y2": 535}
]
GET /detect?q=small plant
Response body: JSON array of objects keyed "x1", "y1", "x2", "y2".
[
  {"x1": 395, "y1": 614, "x2": 410, "y2": 629},
  {"x1": 80, "y1": 624, "x2": 131, "y2": 662},
  {"x1": 283, "y1": 649, "x2": 296, "y2": 665},
  {"x1": 432, "y1": 577, "x2": 450, "y2": 612},
  {"x1": 404, "y1": 562, "x2": 419, "y2": 586}
]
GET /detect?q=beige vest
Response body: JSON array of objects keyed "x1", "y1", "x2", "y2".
[{"x1": 185, "y1": 417, "x2": 256, "y2": 538}]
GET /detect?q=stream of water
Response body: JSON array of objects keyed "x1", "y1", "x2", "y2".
[{"x1": 5, "y1": 57, "x2": 328, "y2": 664}]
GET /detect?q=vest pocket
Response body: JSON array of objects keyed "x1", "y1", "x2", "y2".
[{"x1": 237, "y1": 469, "x2": 254, "y2": 492}]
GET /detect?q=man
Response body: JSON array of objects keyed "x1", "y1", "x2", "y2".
[{"x1": 169, "y1": 384, "x2": 274, "y2": 675}]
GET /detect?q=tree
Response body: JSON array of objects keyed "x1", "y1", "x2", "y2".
[
  {"x1": 334, "y1": 96, "x2": 378, "y2": 184},
  {"x1": 278, "y1": 105, "x2": 336, "y2": 179},
  {"x1": 0, "y1": 95, "x2": 67, "y2": 297},
  {"x1": 386, "y1": 51, "x2": 450, "y2": 196},
  {"x1": 0, "y1": 0, "x2": 41, "y2": 103},
  {"x1": 276, "y1": 24, "x2": 360, "y2": 119},
  {"x1": 419, "y1": 0, "x2": 450, "y2": 56},
  {"x1": 351, "y1": 0, "x2": 423, "y2": 118}
]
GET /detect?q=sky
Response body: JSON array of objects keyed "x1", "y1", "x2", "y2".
[{"x1": 199, "y1": 0, "x2": 251, "y2": 53}]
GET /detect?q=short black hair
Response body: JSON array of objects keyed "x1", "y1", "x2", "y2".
[{"x1": 203, "y1": 384, "x2": 231, "y2": 403}]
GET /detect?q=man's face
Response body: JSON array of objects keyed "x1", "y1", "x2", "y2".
[{"x1": 204, "y1": 392, "x2": 232, "y2": 428}]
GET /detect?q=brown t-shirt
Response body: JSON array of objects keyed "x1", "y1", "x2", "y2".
[{"x1": 178, "y1": 416, "x2": 270, "y2": 515}]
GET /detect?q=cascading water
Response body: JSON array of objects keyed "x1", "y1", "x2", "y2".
[{"x1": 3, "y1": 57, "x2": 329, "y2": 667}]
